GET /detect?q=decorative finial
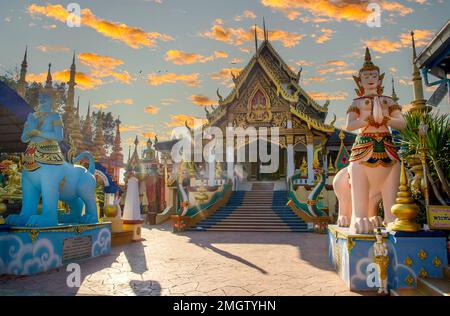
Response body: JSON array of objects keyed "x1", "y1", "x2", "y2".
[
  {"x1": 338, "y1": 129, "x2": 345, "y2": 141},
  {"x1": 72, "y1": 50, "x2": 76, "y2": 65},
  {"x1": 411, "y1": 31, "x2": 417, "y2": 61},
  {"x1": 134, "y1": 135, "x2": 139, "y2": 147},
  {"x1": 391, "y1": 76, "x2": 399, "y2": 103},
  {"x1": 263, "y1": 17, "x2": 267, "y2": 41},
  {"x1": 254, "y1": 24, "x2": 258, "y2": 54},
  {"x1": 23, "y1": 46, "x2": 28, "y2": 63},
  {"x1": 391, "y1": 160, "x2": 421, "y2": 232},
  {"x1": 45, "y1": 63, "x2": 53, "y2": 88}
]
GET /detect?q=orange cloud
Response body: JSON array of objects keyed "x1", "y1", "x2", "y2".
[
  {"x1": 190, "y1": 94, "x2": 215, "y2": 107},
  {"x1": 28, "y1": 4, "x2": 173, "y2": 49},
  {"x1": 144, "y1": 106, "x2": 160, "y2": 114},
  {"x1": 201, "y1": 22, "x2": 304, "y2": 48},
  {"x1": 313, "y1": 28, "x2": 335, "y2": 44},
  {"x1": 366, "y1": 29, "x2": 433, "y2": 54},
  {"x1": 309, "y1": 91, "x2": 349, "y2": 101},
  {"x1": 304, "y1": 76, "x2": 326, "y2": 84},
  {"x1": 147, "y1": 72, "x2": 201, "y2": 87},
  {"x1": 35, "y1": 45, "x2": 70, "y2": 53},
  {"x1": 165, "y1": 114, "x2": 207, "y2": 129},
  {"x1": 78, "y1": 52, "x2": 134, "y2": 84},
  {"x1": 211, "y1": 67, "x2": 243, "y2": 82},
  {"x1": 260, "y1": 0, "x2": 412, "y2": 23},
  {"x1": 234, "y1": 10, "x2": 257, "y2": 21},
  {"x1": 27, "y1": 70, "x2": 103, "y2": 90},
  {"x1": 143, "y1": 132, "x2": 157, "y2": 139},
  {"x1": 164, "y1": 50, "x2": 228, "y2": 65},
  {"x1": 161, "y1": 98, "x2": 178, "y2": 105}
]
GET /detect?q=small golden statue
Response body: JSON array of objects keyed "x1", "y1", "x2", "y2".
[{"x1": 373, "y1": 228, "x2": 389, "y2": 295}]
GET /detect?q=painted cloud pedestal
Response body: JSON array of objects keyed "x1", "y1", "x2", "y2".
[
  {"x1": 328, "y1": 225, "x2": 447, "y2": 291},
  {"x1": 0, "y1": 223, "x2": 111, "y2": 276}
]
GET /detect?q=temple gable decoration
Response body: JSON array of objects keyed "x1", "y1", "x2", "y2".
[{"x1": 247, "y1": 85, "x2": 272, "y2": 123}]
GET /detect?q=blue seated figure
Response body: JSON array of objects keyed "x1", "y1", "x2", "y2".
[{"x1": 6, "y1": 92, "x2": 98, "y2": 227}]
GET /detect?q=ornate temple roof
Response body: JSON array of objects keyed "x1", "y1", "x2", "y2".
[
  {"x1": 0, "y1": 81, "x2": 33, "y2": 153},
  {"x1": 209, "y1": 39, "x2": 333, "y2": 132}
]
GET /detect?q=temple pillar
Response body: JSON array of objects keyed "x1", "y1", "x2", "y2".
[
  {"x1": 323, "y1": 152, "x2": 328, "y2": 174},
  {"x1": 286, "y1": 120, "x2": 295, "y2": 179},
  {"x1": 226, "y1": 145, "x2": 234, "y2": 190},
  {"x1": 306, "y1": 134, "x2": 314, "y2": 184}
]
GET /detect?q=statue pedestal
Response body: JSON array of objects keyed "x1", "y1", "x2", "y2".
[
  {"x1": 328, "y1": 225, "x2": 448, "y2": 292},
  {"x1": 122, "y1": 220, "x2": 144, "y2": 242},
  {"x1": 0, "y1": 223, "x2": 111, "y2": 276}
]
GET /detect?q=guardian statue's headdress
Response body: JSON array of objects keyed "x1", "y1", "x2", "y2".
[{"x1": 353, "y1": 47, "x2": 384, "y2": 96}]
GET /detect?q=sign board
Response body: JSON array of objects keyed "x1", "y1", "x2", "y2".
[
  {"x1": 427, "y1": 205, "x2": 450, "y2": 230},
  {"x1": 62, "y1": 235, "x2": 92, "y2": 263}
]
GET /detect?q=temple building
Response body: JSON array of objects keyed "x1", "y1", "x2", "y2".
[{"x1": 157, "y1": 24, "x2": 355, "y2": 188}]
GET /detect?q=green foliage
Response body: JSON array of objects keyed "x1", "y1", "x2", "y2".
[{"x1": 398, "y1": 111, "x2": 450, "y2": 202}]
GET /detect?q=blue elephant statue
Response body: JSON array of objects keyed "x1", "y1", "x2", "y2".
[{"x1": 6, "y1": 92, "x2": 98, "y2": 227}]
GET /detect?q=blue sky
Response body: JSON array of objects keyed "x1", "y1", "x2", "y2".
[{"x1": 0, "y1": 0, "x2": 449, "y2": 151}]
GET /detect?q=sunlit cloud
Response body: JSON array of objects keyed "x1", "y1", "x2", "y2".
[
  {"x1": 78, "y1": 52, "x2": 134, "y2": 84},
  {"x1": 312, "y1": 28, "x2": 335, "y2": 44},
  {"x1": 211, "y1": 67, "x2": 242, "y2": 85},
  {"x1": 161, "y1": 98, "x2": 178, "y2": 105},
  {"x1": 93, "y1": 98, "x2": 134, "y2": 109},
  {"x1": 366, "y1": 29, "x2": 434, "y2": 54},
  {"x1": 309, "y1": 91, "x2": 349, "y2": 101},
  {"x1": 164, "y1": 50, "x2": 228, "y2": 65},
  {"x1": 260, "y1": 0, "x2": 412, "y2": 23},
  {"x1": 147, "y1": 72, "x2": 201, "y2": 87},
  {"x1": 144, "y1": 105, "x2": 160, "y2": 114},
  {"x1": 190, "y1": 94, "x2": 216, "y2": 107},
  {"x1": 28, "y1": 3, "x2": 173, "y2": 49},
  {"x1": 27, "y1": 69, "x2": 103, "y2": 90},
  {"x1": 165, "y1": 114, "x2": 207, "y2": 128},
  {"x1": 234, "y1": 10, "x2": 257, "y2": 21},
  {"x1": 201, "y1": 21, "x2": 304, "y2": 48},
  {"x1": 35, "y1": 45, "x2": 70, "y2": 53}
]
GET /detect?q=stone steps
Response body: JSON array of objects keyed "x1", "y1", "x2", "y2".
[
  {"x1": 189, "y1": 189, "x2": 311, "y2": 232},
  {"x1": 390, "y1": 277, "x2": 450, "y2": 296}
]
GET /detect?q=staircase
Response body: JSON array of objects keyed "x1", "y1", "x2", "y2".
[
  {"x1": 390, "y1": 275, "x2": 450, "y2": 296},
  {"x1": 189, "y1": 190, "x2": 311, "y2": 232}
]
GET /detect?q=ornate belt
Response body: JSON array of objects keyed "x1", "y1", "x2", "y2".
[
  {"x1": 24, "y1": 141, "x2": 65, "y2": 171},
  {"x1": 350, "y1": 133, "x2": 399, "y2": 167}
]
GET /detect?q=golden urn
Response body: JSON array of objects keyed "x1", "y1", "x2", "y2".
[{"x1": 103, "y1": 204, "x2": 118, "y2": 218}]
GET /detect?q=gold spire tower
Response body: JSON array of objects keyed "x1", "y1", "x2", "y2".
[
  {"x1": 70, "y1": 96, "x2": 86, "y2": 153},
  {"x1": 391, "y1": 77, "x2": 399, "y2": 103},
  {"x1": 17, "y1": 46, "x2": 28, "y2": 98},
  {"x1": 82, "y1": 101, "x2": 94, "y2": 151},
  {"x1": 93, "y1": 111, "x2": 107, "y2": 163},
  {"x1": 63, "y1": 52, "x2": 77, "y2": 144},
  {"x1": 407, "y1": 31, "x2": 427, "y2": 112}
]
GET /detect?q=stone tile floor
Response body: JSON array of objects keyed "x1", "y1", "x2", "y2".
[{"x1": 0, "y1": 223, "x2": 362, "y2": 296}]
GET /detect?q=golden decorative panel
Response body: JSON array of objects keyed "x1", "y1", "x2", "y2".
[
  {"x1": 432, "y1": 256, "x2": 441, "y2": 268},
  {"x1": 418, "y1": 249, "x2": 427, "y2": 261},
  {"x1": 404, "y1": 256, "x2": 413, "y2": 267},
  {"x1": 405, "y1": 275, "x2": 415, "y2": 286},
  {"x1": 419, "y1": 268, "x2": 428, "y2": 278}
]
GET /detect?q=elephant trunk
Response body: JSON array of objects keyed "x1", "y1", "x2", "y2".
[{"x1": 73, "y1": 152, "x2": 96, "y2": 174}]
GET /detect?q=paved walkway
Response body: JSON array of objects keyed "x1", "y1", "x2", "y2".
[{"x1": 0, "y1": 223, "x2": 360, "y2": 296}]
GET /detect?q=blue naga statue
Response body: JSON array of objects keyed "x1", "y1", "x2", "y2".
[{"x1": 6, "y1": 92, "x2": 98, "y2": 227}]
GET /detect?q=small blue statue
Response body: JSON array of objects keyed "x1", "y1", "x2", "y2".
[{"x1": 6, "y1": 92, "x2": 98, "y2": 227}]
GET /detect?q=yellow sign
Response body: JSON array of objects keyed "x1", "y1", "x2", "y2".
[{"x1": 427, "y1": 205, "x2": 450, "y2": 230}]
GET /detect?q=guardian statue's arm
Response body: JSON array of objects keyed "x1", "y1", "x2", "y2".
[{"x1": 345, "y1": 101, "x2": 367, "y2": 131}]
